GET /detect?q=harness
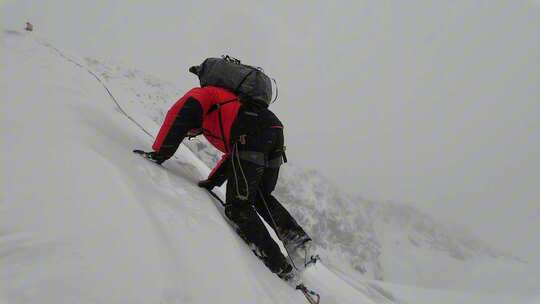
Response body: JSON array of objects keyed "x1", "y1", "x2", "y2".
[{"x1": 204, "y1": 98, "x2": 288, "y2": 200}]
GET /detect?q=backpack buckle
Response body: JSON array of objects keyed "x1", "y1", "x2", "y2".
[{"x1": 238, "y1": 134, "x2": 247, "y2": 145}]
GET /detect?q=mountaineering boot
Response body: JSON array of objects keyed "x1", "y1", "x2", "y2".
[
  {"x1": 277, "y1": 263, "x2": 302, "y2": 287},
  {"x1": 277, "y1": 263, "x2": 294, "y2": 280},
  {"x1": 282, "y1": 230, "x2": 317, "y2": 271}
]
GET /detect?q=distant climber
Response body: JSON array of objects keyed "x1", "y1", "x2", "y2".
[
  {"x1": 137, "y1": 56, "x2": 315, "y2": 281},
  {"x1": 25, "y1": 22, "x2": 33, "y2": 32}
]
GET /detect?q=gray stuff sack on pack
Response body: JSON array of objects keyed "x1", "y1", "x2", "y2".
[{"x1": 189, "y1": 56, "x2": 273, "y2": 108}]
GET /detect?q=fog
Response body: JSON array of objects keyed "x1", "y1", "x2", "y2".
[{"x1": 2, "y1": 0, "x2": 539, "y2": 265}]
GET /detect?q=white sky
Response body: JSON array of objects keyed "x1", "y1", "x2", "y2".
[{"x1": 2, "y1": 0, "x2": 539, "y2": 263}]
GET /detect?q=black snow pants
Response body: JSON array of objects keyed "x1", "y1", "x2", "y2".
[{"x1": 224, "y1": 124, "x2": 308, "y2": 273}]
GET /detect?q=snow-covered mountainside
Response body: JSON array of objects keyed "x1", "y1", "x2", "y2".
[
  {"x1": 275, "y1": 166, "x2": 537, "y2": 295},
  {"x1": 1, "y1": 30, "x2": 536, "y2": 304},
  {"x1": 77, "y1": 38, "x2": 532, "y2": 293},
  {"x1": 0, "y1": 29, "x2": 389, "y2": 304}
]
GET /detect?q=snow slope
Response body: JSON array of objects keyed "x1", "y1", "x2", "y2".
[
  {"x1": 1, "y1": 29, "x2": 386, "y2": 304},
  {"x1": 77, "y1": 47, "x2": 533, "y2": 295},
  {"x1": 2, "y1": 30, "x2": 537, "y2": 304}
]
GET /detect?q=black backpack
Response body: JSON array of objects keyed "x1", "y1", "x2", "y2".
[{"x1": 189, "y1": 56, "x2": 275, "y2": 108}]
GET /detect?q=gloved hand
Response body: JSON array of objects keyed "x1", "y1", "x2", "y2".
[
  {"x1": 133, "y1": 150, "x2": 168, "y2": 165},
  {"x1": 198, "y1": 179, "x2": 217, "y2": 190},
  {"x1": 147, "y1": 152, "x2": 169, "y2": 164}
]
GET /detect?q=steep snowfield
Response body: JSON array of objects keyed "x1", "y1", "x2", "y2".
[
  {"x1": 2, "y1": 30, "x2": 537, "y2": 304},
  {"x1": 79, "y1": 51, "x2": 534, "y2": 295},
  {"x1": 1, "y1": 30, "x2": 382, "y2": 304}
]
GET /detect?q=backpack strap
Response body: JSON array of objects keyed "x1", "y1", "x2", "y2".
[
  {"x1": 205, "y1": 97, "x2": 238, "y2": 154},
  {"x1": 233, "y1": 68, "x2": 257, "y2": 97},
  {"x1": 206, "y1": 98, "x2": 238, "y2": 116}
]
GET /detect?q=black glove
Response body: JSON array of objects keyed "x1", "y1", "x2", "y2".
[
  {"x1": 133, "y1": 150, "x2": 169, "y2": 165},
  {"x1": 198, "y1": 179, "x2": 217, "y2": 190},
  {"x1": 146, "y1": 152, "x2": 169, "y2": 164}
]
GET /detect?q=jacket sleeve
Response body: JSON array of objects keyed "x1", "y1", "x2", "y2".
[
  {"x1": 152, "y1": 96, "x2": 203, "y2": 159},
  {"x1": 206, "y1": 154, "x2": 230, "y2": 186}
]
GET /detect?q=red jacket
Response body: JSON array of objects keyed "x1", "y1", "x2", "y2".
[{"x1": 153, "y1": 86, "x2": 241, "y2": 155}]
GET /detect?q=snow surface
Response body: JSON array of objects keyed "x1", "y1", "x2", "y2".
[
  {"x1": 0, "y1": 29, "x2": 381, "y2": 304},
  {"x1": 1, "y1": 30, "x2": 538, "y2": 303},
  {"x1": 78, "y1": 45, "x2": 536, "y2": 295}
]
